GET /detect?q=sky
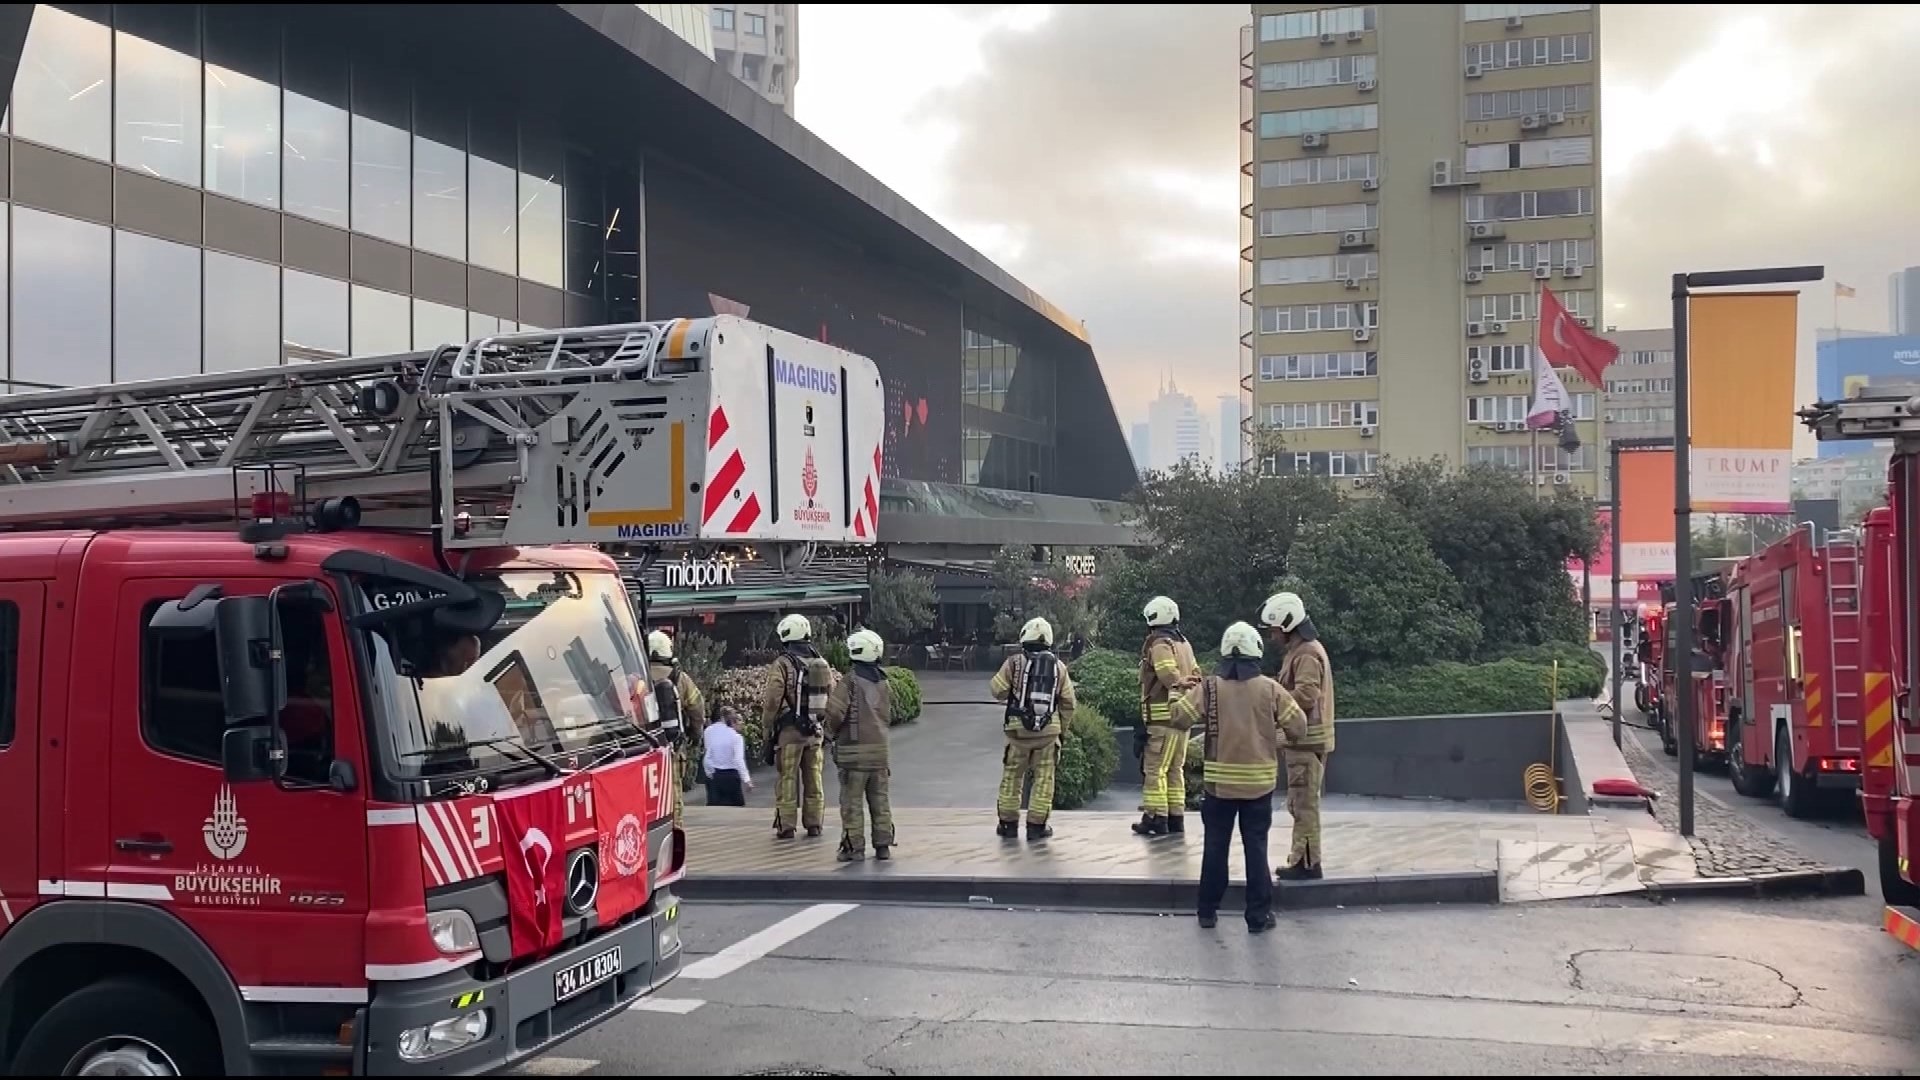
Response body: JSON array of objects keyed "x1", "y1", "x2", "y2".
[{"x1": 793, "y1": 3, "x2": 1920, "y2": 441}]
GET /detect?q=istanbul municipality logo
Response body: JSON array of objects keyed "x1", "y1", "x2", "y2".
[{"x1": 203, "y1": 784, "x2": 250, "y2": 860}]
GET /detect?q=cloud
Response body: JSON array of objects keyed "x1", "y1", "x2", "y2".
[{"x1": 798, "y1": 4, "x2": 1920, "y2": 431}]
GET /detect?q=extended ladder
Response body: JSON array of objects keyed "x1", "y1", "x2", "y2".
[
  {"x1": 0, "y1": 322, "x2": 712, "y2": 549},
  {"x1": 1823, "y1": 527, "x2": 1865, "y2": 754}
]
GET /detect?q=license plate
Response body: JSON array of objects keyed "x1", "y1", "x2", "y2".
[{"x1": 553, "y1": 946, "x2": 622, "y2": 1003}]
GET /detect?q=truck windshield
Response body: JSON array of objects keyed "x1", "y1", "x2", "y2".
[{"x1": 363, "y1": 569, "x2": 651, "y2": 779}]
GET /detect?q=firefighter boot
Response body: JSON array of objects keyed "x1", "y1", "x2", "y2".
[
  {"x1": 775, "y1": 827, "x2": 796, "y2": 840},
  {"x1": 1132, "y1": 813, "x2": 1167, "y2": 837},
  {"x1": 996, "y1": 820, "x2": 1019, "y2": 839},
  {"x1": 875, "y1": 845, "x2": 891, "y2": 861},
  {"x1": 1165, "y1": 814, "x2": 1186, "y2": 837},
  {"x1": 837, "y1": 837, "x2": 865, "y2": 863},
  {"x1": 1027, "y1": 821, "x2": 1054, "y2": 841},
  {"x1": 806, "y1": 825, "x2": 823, "y2": 838},
  {"x1": 1276, "y1": 861, "x2": 1323, "y2": 881}
]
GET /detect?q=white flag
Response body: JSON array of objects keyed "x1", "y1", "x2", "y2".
[{"x1": 1527, "y1": 345, "x2": 1571, "y2": 429}]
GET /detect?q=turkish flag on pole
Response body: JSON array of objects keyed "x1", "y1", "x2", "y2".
[
  {"x1": 1538, "y1": 285, "x2": 1619, "y2": 388},
  {"x1": 496, "y1": 784, "x2": 567, "y2": 955},
  {"x1": 593, "y1": 752, "x2": 669, "y2": 924}
]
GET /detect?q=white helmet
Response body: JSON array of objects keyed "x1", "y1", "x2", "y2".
[
  {"x1": 1143, "y1": 595, "x2": 1180, "y2": 628},
  {"x1": 777, "y1": 613, "x2": 813, "y2": 643},
  {"x1": 1020, "y1": 617, "x2": 1054, "y2": 647},
  {"x1": 847, "y1": 628, "x2": 885, "y2": 663},
  {"x1": 1220, "y1": 620, "x2": 1264, "y2": 659},
  {"x1": 1260, "y1": 592, "x2": 1308, "y2": 633},
  {"x1": 646, "y1": 629, "x2": 675, "y2": 661}
]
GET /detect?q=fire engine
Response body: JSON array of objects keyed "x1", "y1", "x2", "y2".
[
  {"x1": 1691, "y1": 527, "x2": 1865, "y2": 817},
  {"x1": 1799, "y1": 387, "x2": 1920, "y2": 931},
  {"x1": 1657, "y1": 574, "x2": 1726, "y2": 764},
  {"x1": 0, "y1": 316, "x2": 884, "y2": 1074},
  {"x1": 1634, "y1": 606, "x2": 1672, "y2": 753}
]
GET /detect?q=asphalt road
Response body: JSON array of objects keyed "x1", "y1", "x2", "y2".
[
  {"x1": 1621, "y1": 709, "x2": 1882, "y2": 909},
  {"x1": 513, "y1": 897, "x2": 1920, "y2": 1076}
]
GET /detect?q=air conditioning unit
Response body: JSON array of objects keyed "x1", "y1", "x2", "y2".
[
  {"x1": 1302, "y1": 133, "x2": 1328, "y2": 149},
  {"x1": 1464, "y1": 269, "x2": 1485, "y2": 284},
  {"x1": 1351, "y1": 476, "x2": 1367, "y2": 487},
  {"x1": 1431, "y1": 161, "x2": 1455, "y2": 188},
  {"x1": 1554, "y1": 471, "x2": 1571, "y2": 486},
  {"x1": 1356, "y1": 77, "x2": 1377, "y2": 93},
  {"x1": 1346, "y1": 29, "x2": 1364, "y2": 41},
  {"x1": 1343, "y1": 277, "x2": 1361, "y2": 290},
  {"x1": 1352, "y1": 327, "x2": 1373, "y2": 343},
  {"x1": 1501, "y1": 421, "x2": 1523, "y2": 433},
  {"x1": 1360, "y1": 424, "x2": 1376, "y2": 438},
  {"x1": 1520, "y1": 114, "x2": 1546, "y2": 131},
  {"x1": 1465, "y1": 63, "x2": 1484, "y2": 79},
  {"x1": 1468, "y1": 358, "x2": 1488, "y2": 382},
  {"x1": 1467, "y1": 322, "x2": 1488, "y2": 338},
  {"x1": 1505, "y1": 15, "x2": 1525, "y2": 30},
  {"x1": 1360, "y1": 176, "x2": 1380, "y2": 191},
  {"x1": 1562, "y1": 263, "x2": 1584, "y2": 278},
  {"x1": 1533, "y1": 264, "x2": 1553, "y2": 281},
  {"x1": 1468, "y1": 223, "x2": 1503, "y2": 239},
  {"x1": 1339, "y1": 230, "x2": 1372, "y2": 248},
  {"x1": 1548, "y1": 111, "x2": 1567, "y2": 125},
  {"x1": 1575, "y1": 316, "x2": 1593, "y2": 328},
  {"x1": 1319, "y1": 31, "x2": 1336, "y2": 44},
  {"x1": 1490, "y1": 321, "x2": 1509, "y2": 335}
]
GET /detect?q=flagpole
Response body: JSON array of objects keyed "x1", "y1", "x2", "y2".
[{"x1": 1532, "y1": 277, "x2": 1544, "y2": 500}]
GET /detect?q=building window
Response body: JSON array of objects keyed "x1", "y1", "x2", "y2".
[
  {"x1": 1466, "y1": 239, "x2": 1594, "y2": 272},
  {"x1": 13, "y1": 208, "x2": 111, "y2": 390},
  {"x1": 743, "y1": 12, "x2": 766, "y2": 35},
  {"x1": 1263, "y1": 400, "x2": 1378, "y2": 430},
  {"x1": 1258, "y1": 203, "x2": 1378, "y2": 237},
  {"x1": 14, "y1": 6, "x2": 112, "y2": 161},
  {"x1": 116, "y1": 26, "x2": 202, "y2": 187},
  {"x1": 1468, "y1": 343, "x2": 1530, "y2": 374},
  {"x1": 413, "y1": 298, "x2": 466, "y2": 351},
  {"x1": 712, "y1": 7, "x2": 735, "y2": 30},
  {"x1": 1259, "y1": 351, "x2": 1378, "y2": 381},
  {"x1": 1466, "y1": 84, "x2": 1593, "y2": 121},
  {"x1": 1625, "y1": 349, "x2": 1673, "y2": 366},
  {"x1": 1464, "y1": 4, "x2": 1591, "y2": 21},
  {"x1": 1466, "y1": 32, "x2": 1591, "y2": 69},
  {"x1": 284, "y1": 91, "x2": 350, "y2": 228},
  {"x1": 205, "y1": 253, "x2": 281, "y2": 374},
  {"x1": 519, "y1": 131, "x2": 565, "y2": 288},
  {"x1": 1467, "y1": 445, "x2": 1530, "y2": 470},
  {"x1": 565, "y1": 151, "x2": 606, "y2": 298},
  {"x1": 742, "y1": 54, "x2": 762, "y2": 83},
  {"x1": 1468, "y1": 294, "x2": 1532, "y2": 322},
  {"x1": 1259, "y1": 6, "x2": 1376, "y2": 42},
  {"x1": 1467, "y1": 395, "x2": 1529, "y2": 424},
  {"x1": 1258, "y1": 254, "x2": 1378, "y2": 286},
  {"x1": 114, "y1": 231, "x2": 202, "y2": 383},
  {"x1": 1258, "y1": 55, "x2": 1376, "y2": 91},
  {"x1": 1259, "y1": 153, "x2": 1377, "y2": 189},
  {"x1": 1464, "y1": 187, "x2": 1593, "y2": 222},
  {"x1": 1259, "y1": 302, "x2": 1377, "y2": 334},
  {"x1": 469, "y1": 155, "x2": 518, "y2": 275},
  {"x1": 469, "y1": 312, "x2": 520, "y2": 339},
  {"x1": 350, "y1": 113, "x2": 410, "y2": 245},
  {"x1": 284, "y1": 271, "x2": 349, "y2": 361},
  {"x1": 1259, "y1": 104, "x2": 1378, "y2": 139},
  {"x1": 1463, "y1": 136, "x2": 1592, "y2": 173},
  {"x1": 206, "y1": 64, "x2": 280, "y2": 209},
  {"x1": 351, "y1": 285, "x2": 411, "y2": 355},
  {"x1": 414, "y1": 134, "x2": 467, "y2": 261}
]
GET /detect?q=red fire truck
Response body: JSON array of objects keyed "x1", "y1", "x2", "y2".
[
  {"x1": 1658, "y1": 574, "x2": 1727, "y2": 765},
  {"x1": 0, "y1": 319, "x2": 885, "y2": 1074},
  {"x1": 1800, "y1": 389, "x2": 1920, "y2": 931},
  {"x1": 1697, "y1": 527, "x2": 1865, "y2": 817}
]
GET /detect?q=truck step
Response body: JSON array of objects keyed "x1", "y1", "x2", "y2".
[
  {"x1": 249, "y1": 1034, "x2": 354, "y2": 1065},
  {"x1": 1884, "y1": 905, "x2": 1920, "y2": 951}
]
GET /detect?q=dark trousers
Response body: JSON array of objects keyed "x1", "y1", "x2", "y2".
[
  {"x1": 706, "y1": 768, "x2": 746, "y2": 807},
  {"x1": 1198, "y1": 792, "x2": 1274, "y2": 927}
]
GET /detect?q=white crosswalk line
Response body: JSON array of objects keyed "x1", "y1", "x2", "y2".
[
  {"x1": 629, "y1": 996, "x2": 706, "y2": 1014},
  {"x1": 678, "y1": 902, "x2": 858, "y2": 981},
  {"x1": 517, "y1": 1055, "x2": 600, "y2": 1076}
]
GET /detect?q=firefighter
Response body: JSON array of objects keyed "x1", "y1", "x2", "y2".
[
  {"x1": 1171, "y1": 621, "x2": 1307, "y2": 931},
  {"x1": 989, "y1": 617, "x2": 1078, "y2": 840},
  {"x1": 1135, "y1": 595, "x2": 1201, "y2": 837},
  {"x1": 1260, "y1": 591, "x2": 1334, "y2": 880},
  {"x1": 824, "y1": 628, "x2": 895, "y2": 861},
  {"x1": 647, "y1": 630, "x2": 708, "y2": 829},
  {"x1": 759, "y1": 614, "x2": 835, "y2": 839}
]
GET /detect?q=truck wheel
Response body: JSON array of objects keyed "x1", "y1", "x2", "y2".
[
  {"x1": 12, "y1": 976, "x2": 221, "y2": 1076},
  {"x1": 1633, "y1": 683, "x2": 1650, "y2": 715},
  {"x1": 1659, "y1": 706, "x2": 1678, "y2": 756},
  {"x1": 1879, "y1": 830, "x2": 1920, "y2": 907},
  {"x1": 1775, "y1": 726, "x2": 1816, "y2": 819},
  {"x1": 1727, "y1": 721, "x2": 1772, "y2": 797}
]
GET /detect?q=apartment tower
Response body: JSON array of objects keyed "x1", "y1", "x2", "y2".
[{"x1": 1240, "y1": 3, "x2": 1603, "y2": 494}]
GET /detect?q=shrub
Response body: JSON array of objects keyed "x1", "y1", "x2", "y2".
[
  {"x1": 1070, "y1": 649, "x2": 1139, "y2": 728},
  {"x1": 1054, "y1": 706, "x2": 1121, "y2": 810},
  {"x1": 1487, "y1": 641, "x2": 1605, "y2": 698},
  {"x1": 710, "y1": 664, "x2": 772, "y2": 760},
  {"x1": 1338, "y1": 657, "x2": 1569, "y2": 719},
  {"x1": 674, "y1": 630, "x2": 727, "y2": 690},
  {"x1": 884, "y1": 666, "x2": 922, "y2": 725}
]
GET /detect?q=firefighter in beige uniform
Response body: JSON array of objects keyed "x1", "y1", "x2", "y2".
[
  {"x1": 1135, "y1": 595, "x2": 1201, "y2": 837},
  {"x1": 759, "y1": 614, "x2": 835, "y2": 839},
  {"x1": 824, "y1": 628, "x2": 895, "y2": 862},
  {"x1": 1262, "y1": 591, "x2": 1334, "y2": 879},
  {"x1": 989, "y1": 617, "x2": 1076, "y2": 840},
  {"x1": 646, "y1": 630, "x2": 708, "y2": 829}
]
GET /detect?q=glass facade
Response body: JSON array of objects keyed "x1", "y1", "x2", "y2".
[
  {"x1": 0, "y1": 4, "x2": 635, "y2": 387},
  {"x1": 960, "y1": 316, "x2": 1057, "y2": 492}
]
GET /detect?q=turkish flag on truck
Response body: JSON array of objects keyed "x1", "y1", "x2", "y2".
[
  {"x1": 1538, "y1": 285, "x2": 1619, "y2": 389},
  {"x1": 594, "y1": 750, "x2": 671, "y2": 924},
  {"x1": 496, "y1": 783, "x2": 567, "y2": 955}
]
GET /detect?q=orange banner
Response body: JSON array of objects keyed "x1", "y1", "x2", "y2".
[
  {"x1": 1688, "y1": 292, "x2": 1798, "y2": 513},
  {"x1": 1618, "y1": 449, "x2": 1675, "y2": 581}
]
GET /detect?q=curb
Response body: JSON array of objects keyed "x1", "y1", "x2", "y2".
[
  {"x1": 1643, "y1": 865, "x2": 1866, "y2": 901},
  {"x1": 674, "y1": 868, "x2": 1499, "y2": 912}
]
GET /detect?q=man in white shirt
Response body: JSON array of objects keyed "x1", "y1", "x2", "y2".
[{"x1": 703, "y1": 706, "x2": 753, "y2": 806}]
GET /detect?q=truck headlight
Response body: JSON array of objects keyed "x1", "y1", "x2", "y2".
[
  {"x1": 427, "y1": 909, "x2": 480, "y2": 955},
  {"x1": 398, "y1": 1010, "x2": 488, "y2": 1062}
]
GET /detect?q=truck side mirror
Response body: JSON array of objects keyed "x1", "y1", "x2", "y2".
[
  {"x1": 221, "y1": 725, "x2": 279, "y2": 783},
  {"x1": 214, "y1": 595, "x2": 286, "y2": 727}
]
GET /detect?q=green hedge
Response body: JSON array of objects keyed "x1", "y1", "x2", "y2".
[
  {"x1": 693, "y1": 664, "x2": 922, "y2": 777},
  {"x1": 1339, "y1": 657, "x2": 1577, "y2": 719},
  {"x1": 1054, "y1": 706, "x2": 1120, "y2": 810},
  {"x1": 1485, "y1": 641, "x2": 1605, "y2": 699},
  {"x1": 1070, "y1": 649, "x2": 1139, "y2": 727},
  {"x1": 884, "y1": 666, "x2": 922, "y2": 724}
]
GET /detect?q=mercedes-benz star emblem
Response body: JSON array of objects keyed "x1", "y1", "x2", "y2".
[{"x1": 565, "y1": 848, "x2": 601, "y2": 917}]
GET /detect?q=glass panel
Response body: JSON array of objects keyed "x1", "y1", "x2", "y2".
[
  {"x1": 13, "y1": 7, "x2": 112, "y2": 160},
  {"x1": 283, "y1": 92, "x2": 349, "y2": 227},
  {"x1": 13, "y1": 208, "x2": 111, "y2": 390},
  {"x1": 114, "y1": 230, "x2": 201, "y2": 382},
  {"x1": 468, "y1": 312, "x2": 519, "y2": 338},
  {"x1": 564, "y1": 150, "x2": 603, "y2": 297},
  {"x1": 412, "y1": 298, "x2": 466, "y2": 351},
  {"x1": 469, "y1": 156, "x2": 517, "y2": 275},
  {"x1": 205, "y1": 64, "x2": 280, "y2": 208},
  {"x1": 283, "y1": 271, "x2": 348, "y2": 361},
  {"x1": 116, "y1": 29, "x2": 201, "y2": 186},
  {"x1": 352, "y1": 285, "x2": 410, "y2": 355},
  {"x1": 204, "y1": 252, "x2": 280, "y2": 373},
  {"x1": 413, "y1": 136, "x2": 466, "y2": 260},
  {"x1": 519, "y1": 127, "x2": 564, "y2": 287},
  {"x1": 604, "y1": 165, "x2": 640, "y2": 322},
  {"x1": 351, "y1": 114, "x2": 410, "y2": 243}
]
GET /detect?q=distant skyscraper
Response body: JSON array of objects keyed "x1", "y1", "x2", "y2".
[
  {"x1": 1891, "y1": 266, "x2": 1920, "y2": 335},
  {"x1": 1146, "y1": 376, "x2": 1217, "y2": 473},
  {"x1": 1218, "y1": 393, "x2": 1242, "y2": 472},
  {"x1": 1130, "y1": 422, "x2": 1151, "y2": 475}
]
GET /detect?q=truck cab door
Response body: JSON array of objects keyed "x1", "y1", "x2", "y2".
[
  {"x1": 0, "y1": 584, "x2": 41, "y2": 927},
  {"x1": 106, "y1": 578, "x2": 369, "y2": 994}
]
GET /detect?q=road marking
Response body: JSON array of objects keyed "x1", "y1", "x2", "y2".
[
  {"x1": 517, "y1": 1056, "x2": 600, "y2": 1076},
  {"x1": 678, "y1": 902, "x2": 857, "y2": 981},
  {"x1": 629, "y1": 996, "x2": 706, "y2": 1014}
]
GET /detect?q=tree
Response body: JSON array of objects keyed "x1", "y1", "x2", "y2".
[
  {"x1": 986, "y1": 546, "x2": 1096, "y2": 642},
  {"x1": 1287, "y1": 500, "x2": 1481, "y2": 670},
  {"x1": 1367, "y1": 459, "x2": 1593, "y2": 653},
  {"x1": 866, "y1": 567, "x2": 937, "y2": 642},
  {"x1": 1689, "y1": 514, "x2": 1793, "y2": 571}
]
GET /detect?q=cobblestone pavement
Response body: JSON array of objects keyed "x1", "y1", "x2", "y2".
[{"x1": 1618, "y1": 733, "x2": 1834, "y2": 878}]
